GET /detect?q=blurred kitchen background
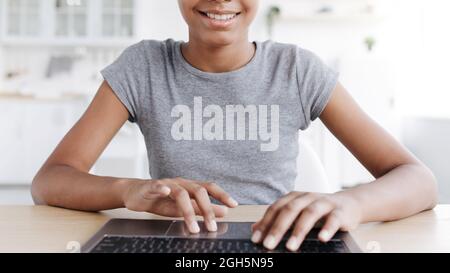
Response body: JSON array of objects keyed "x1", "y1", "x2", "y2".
[{"x1": 0, "y1": 0, "x2": 449, "y2": 204}]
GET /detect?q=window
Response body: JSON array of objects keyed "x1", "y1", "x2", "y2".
[
  {"x1": 101, "y1": 0, "x2": 134, "y2": 37},
  {"x1": 55, "y1": 0, "x2": 88, "y2": 37},
  {"x1": 6, "y1": 0, "x2": 41, "y2": 36}
]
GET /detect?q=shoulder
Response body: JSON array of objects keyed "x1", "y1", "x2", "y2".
[
  {"x1": 118, "y1": 39, "x2": 178, "y2": 64},
  {"x1": 257, "y1": 40, "x2": 321, "y2": 66},
  {"x1": 258, "y1": 40, "x2": 297, "y2": 59},
  {"x1": 135, "y1": 39, "x2": 177, "y2": 53}
]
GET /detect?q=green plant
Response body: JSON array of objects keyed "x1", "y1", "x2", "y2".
[
  {"x1": 364, "y1": 36, "x2": 376, "y2": 52},
  {"x1": 266, "y1": 5, "x2": 281, "y2": 39}
]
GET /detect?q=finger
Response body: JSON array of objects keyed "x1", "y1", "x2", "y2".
[
  {"x1": 168, "y1": 184, "x2": 200, "y2": 233},
  {"x1": 192, "y1": 200, "x2": 229, "y2": 218},
  {"x1": 318, "y1": 212, "x2": 341, "y2": 242},
  {"x1": 286, "y1": 201, "x2": 334, "y2": 252},
  {"x1": 251, "y1": 223, "x2": 258, "y2": 232},
  {"x1": 202, "y1": 182, "x2": 239, "y2": 208},
  {"x1": 252, "y1": 192, "x2": 306, "y2": 244},
  {"x1": 261, "y1": 196, "x2": 315, "y2": 250},
  {"x1": 213, "y1": 205, "x2": 229, "y2": 218},
  {"x1": 141, "y1": 181, "x2": 171, "y2": 200},
  {"x1": 184, "y1": 183, "x2": 217, "y2": 232}
]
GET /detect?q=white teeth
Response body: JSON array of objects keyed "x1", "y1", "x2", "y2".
[{"x1": 206, "y1": 12, "x2": 237, "y2": 21}]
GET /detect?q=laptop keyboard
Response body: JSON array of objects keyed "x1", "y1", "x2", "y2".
[{"x1": 90, "y1": 236, "x2": 348, "y2": 253}]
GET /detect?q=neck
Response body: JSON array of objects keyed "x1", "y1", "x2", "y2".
[{"x1": 182, "y1": 35, "x2": 255, "y2": 73}]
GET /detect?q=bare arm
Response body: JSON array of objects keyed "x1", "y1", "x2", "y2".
[
  {"x1": 320, "y1": 83, "x2": 438, "y2": 222},
  {"x1": 252, "y1": 83, "x2": 438, "y2": 251},
  {"x1": 32, "y1": 81, "x2": 131, "y2": 211},
  {"x1": 32, "y1": 81, "x2": 237, "y2": 233}
]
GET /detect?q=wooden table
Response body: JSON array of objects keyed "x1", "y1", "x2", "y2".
[{"x1": 1, "y1": 205, "x2": 449, "y2": 253}]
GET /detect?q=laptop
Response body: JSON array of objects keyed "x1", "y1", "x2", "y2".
[{"x1": 82, "y1": 219, "x2": 361, "y2": 253}]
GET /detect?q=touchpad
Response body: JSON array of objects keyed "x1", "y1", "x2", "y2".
[
  {"x1": 103, "y1": 219, "x2": 173, "y2": 236},
  {"x1": 166, "y1": 221, "x2": 254, "y2": 239}
]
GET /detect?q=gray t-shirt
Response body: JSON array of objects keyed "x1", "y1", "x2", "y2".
[{"x1": 101, "y1": 39, "x2": 338, "y2": 205}]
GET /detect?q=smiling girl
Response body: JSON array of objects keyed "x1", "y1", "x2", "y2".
[{"x1": 32, "y1": 0, "x2": 437, "y2": 252}]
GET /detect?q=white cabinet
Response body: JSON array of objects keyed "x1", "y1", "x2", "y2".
[
  {"x1": 1, "y1": 0, "x2": 43, "y2": 38},
  {"x1": 0, "y1": 98, "x2": 86, "y2": 184},
  {"x1": 54, "y1": 0, "x2": 89, "y2": 37},
  {"x1": 101, "y1": 0, "x2": 134, "y2": 37},
  {"x1": 0, "y1": 0, "x2": 136, "y2": 45},
  {"x1": 0, "y1": 96, "x2": 149, "y2": 185},
  {"x1": 4, "y1": 0, "x2": 41, "y2": 37}
]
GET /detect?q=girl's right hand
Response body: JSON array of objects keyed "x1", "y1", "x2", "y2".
[{"x1": 122, "y1": 178, "x2": 239, "y2": 233}]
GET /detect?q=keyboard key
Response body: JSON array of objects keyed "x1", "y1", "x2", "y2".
[{"x1": 90, "y1": 236, "x2": 348, "y2": 253}]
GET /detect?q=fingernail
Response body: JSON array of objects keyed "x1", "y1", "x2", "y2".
[
  {"x1": 263, "y1": 235, "x2": 277, "y2": 250},
  {"x1": 319, "y1": 230, "x2": 331, "y2": 241},
  {"x1": 228, "y1": 198, "x2": 239, "y2": 207},
  {"x1": 286, "y1": 236, "x2": 300, "y2": 251},
  {"x1": 190, "y1": 221, "x2": 200, "y2": 233},
  {"x1": 160, "y1": 186, "x2": 171, "y2": 195},
  {"x1": 208, "y1": 220, "x2": 218, "y2": 232},
  {"x1": 251, "y1": 230, "x2": 262, "y2": 243}
]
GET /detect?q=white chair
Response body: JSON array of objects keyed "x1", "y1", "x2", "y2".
[
  {"x1": 295, "y1": 138, "x2": 333, "y2": 193},
  {"x1": 92, "y1": 123, "x2": 150, "y2": 179}
]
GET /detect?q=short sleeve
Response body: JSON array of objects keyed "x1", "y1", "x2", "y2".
[
  {"x1": 296, "y1": 48, "x2": 339, "y2": 129},
  {"x1": 101, "y1": 43, "x2": 144, "y2": 123}
]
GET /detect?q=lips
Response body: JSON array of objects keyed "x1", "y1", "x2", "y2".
[
  {"x1": 198, "y1": 10, "x2": 241, "y2": 22},
  {"x1": 205, "y1": 12, "x2": 238, "y2": 21}
]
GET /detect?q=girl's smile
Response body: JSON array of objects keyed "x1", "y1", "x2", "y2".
[
  {"x1": 196, "y1": 9, "x2": 242, "y2": 29},
  {"x1": 178, "y1": 0, "x2": 258, "y2": 47}
]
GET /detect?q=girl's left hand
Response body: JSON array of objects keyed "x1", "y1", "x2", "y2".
[{"x1": 251, "y1": 192, "x2": 362, "y2": 251}]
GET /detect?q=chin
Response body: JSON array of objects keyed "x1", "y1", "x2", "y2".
[{"x1": 201, "y1": 33, "x2": 241, "y2": 47}]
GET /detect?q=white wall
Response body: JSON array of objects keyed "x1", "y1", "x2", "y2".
[
  {"x1": 134, "y1": 0, "x2": 188, "y2": 41},
  {"x1": 0, "y1": 46, "x2": 3, "y2": 87},
  {"x1": 403, "y1": 117, "x2": 450, "y2": 203},
  {"x1": 394, "y1": 0, "x2": 450, "y2": 118},
  {"x1": 0, "y1": 0, "x2": 3, "y2": 85}
]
